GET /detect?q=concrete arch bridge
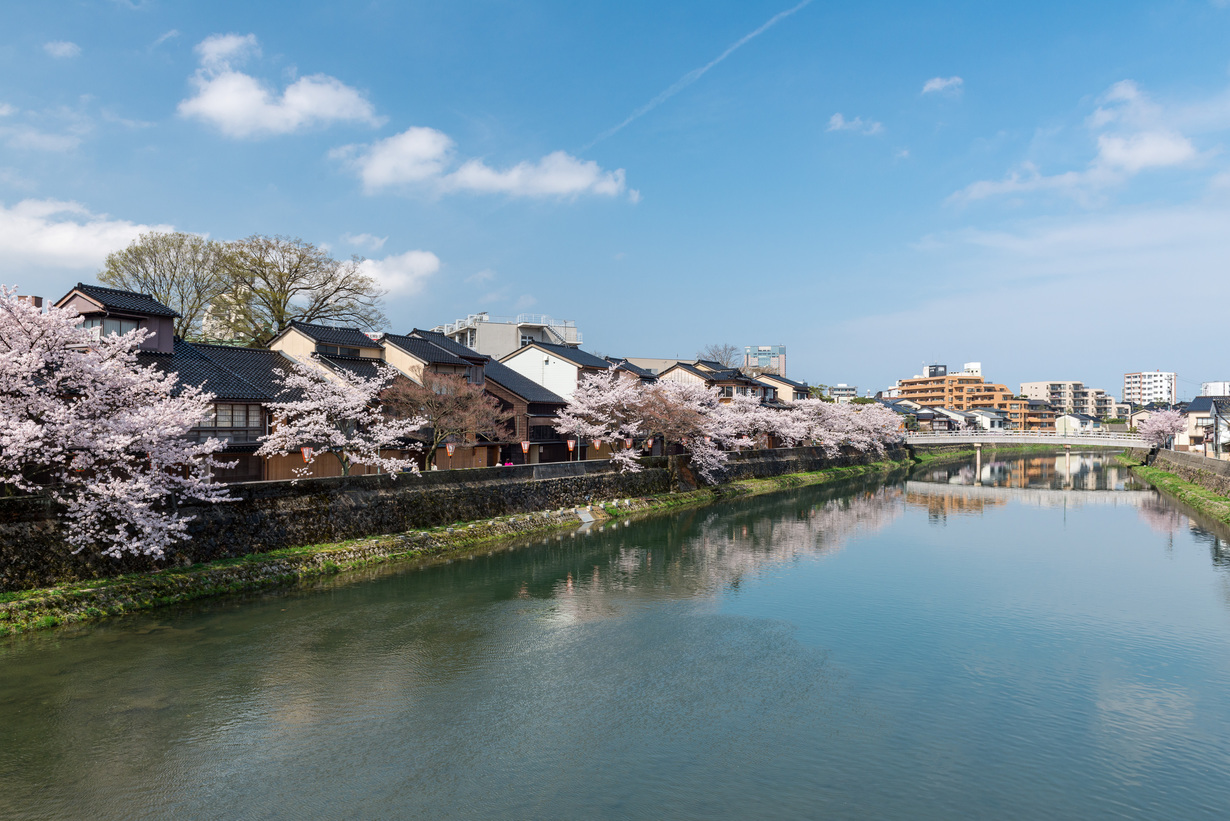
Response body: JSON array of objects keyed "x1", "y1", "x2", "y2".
[{"x1": 905, "y1": 431, "x2": 1149, "y2": 449}]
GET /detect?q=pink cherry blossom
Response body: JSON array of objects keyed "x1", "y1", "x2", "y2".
[
  {"x1": 0, "y1": 285, "x2": 231, "y2": 558},
  {"x1": 256, "y1": 359, "x2": 427, "y2": 478}
]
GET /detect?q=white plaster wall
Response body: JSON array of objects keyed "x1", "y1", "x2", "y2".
[{"x1": 502, "y1": 348, "x2": 579, "y2": 398}]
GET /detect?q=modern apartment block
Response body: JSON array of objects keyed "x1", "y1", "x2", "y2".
[
  {"x1": 743, "y1": 345, "x2": 786, "y2": 376},
  {"x1": 1202, "y1": 381, "x2": 1230, "y2": 396},
  {"x1": 1123, "y1": 371, "x2": 1177, "y2": 406},
  {"x1": 433, "y1": 312, "x2": 582, "y2": 359},
  {"x1": 1020, "y1": 381, "x2": 1117, "y2": 418},
  {"x1": 897, "y1": 363, "x2": 1016, "y2": 413},
  {"x1": 828, "y1": 384, "x2": 858, "y2": 402}
]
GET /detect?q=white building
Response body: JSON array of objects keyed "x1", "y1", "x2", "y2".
[
  {"x1": 1201, "y1": 381, "x2": 1230, "y2": 397},
  {"x1": 1123, "y1": 371, "x2": 1177, "y2": 406},
  {"x1": 433, "y1": 312, "x2": 582, "y2": 360},
  {"x1": 499, "y1": 341, "x2": 610, "y2": 400},
  {"x1": 829, "y1": 384, "x2": 858, "y2": 403},
  {"x1": 1020, "y1": 380, "x2": 1117, "y2": 417}
]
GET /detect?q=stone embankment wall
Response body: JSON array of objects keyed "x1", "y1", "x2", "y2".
[
  {"x1": 0, "y1": 446, "x2": 905, "y2": 592},
  {"x1": 1132, "y1": 448, "x2": 1230, "y2": 496}
]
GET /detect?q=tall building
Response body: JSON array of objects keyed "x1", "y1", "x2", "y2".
[
  {"x1": 1201, "y1": 381, "x2": 1230, "y2": 396},
  {"x1": 743, "y1": 344, "x2": 786, "y2": 376},
  {"x1": 1019, "y1": 381, "x2": 1117, "y2": 418},
  {"x1": 432, "y1": 312, "x2": 581, "y2": 360},
  {"x1": 1123, "y1": 371, "x2": 1177, "y2": 406},
  {"x1": 897, "y1": 363, "x2": 1014, "y2": 412}
]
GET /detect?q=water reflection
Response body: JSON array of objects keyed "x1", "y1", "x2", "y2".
[
  {"x1": 916, "y1": 451, "x2": 1140, "y2": 490},
  {"x1": 547, "y1": 482, "x2": 904, "y2": 624},
  {"x1": 5, "y1": 457, "x2": 1230, "y2": 820}
]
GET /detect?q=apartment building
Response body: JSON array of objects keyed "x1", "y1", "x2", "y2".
[
  {"x1": 433, "y1": 312, "x2": 582, "y2": 360},
  {"x1": 1020, "y1": 380, "x2": 1117, "y2": 418},
  {"x1": 1123, "y1": 371, "x2": 1177, "y2": 406},
  {"x1": 829, "y1": 384, "x2": 858, "y2": 402},
  {"x1": 743, "y1": 344, "x2": 786, "y2": 376},
  {"x1": 1201, "y1": 381, "x2": 1230, "y2": 396},
  {"x1": 897, "y1": 363, "x2": 1017, "y2": 414}
]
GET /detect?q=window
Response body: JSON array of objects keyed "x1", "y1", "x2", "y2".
[
  {"x1": 82, "y1": 317, "x2": 140, "y2": 337},
  {"x1": 196, "y1": 404, "x2": 264, "y2": 442},
  {"x1": 520, "y1": 333, "x2": 535, "y2": 347},
  {"x1": 316, "y1": 344, "x2": 361, "y2": 357}
]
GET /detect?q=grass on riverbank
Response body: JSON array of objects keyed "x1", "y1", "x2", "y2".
[
  {"x1": 1, "y1": 457, "x2": 909, "y2": 639},
  {"x1": 1115, "y1": 454, "x2": 1230, "y2": 527}
]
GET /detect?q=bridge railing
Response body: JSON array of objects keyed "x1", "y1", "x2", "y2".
[{"x1": 904, "y1": 429, "x2": 1148, "y2": 444}]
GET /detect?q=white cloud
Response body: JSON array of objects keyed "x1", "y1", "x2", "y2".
[
  {"x1": 0, "y1": 103, "x2": 16, "y2": 117},
  {"x1": 826, "y1": 113, "x2": 882, "y2": 135},
  {"x1": 1096, "y1": 131, "x2": 1195, "y2": 173},
  {"x1": 179, "y1": 33, "x2": 381, "y2": 138},
  {"x1": 356, "y1": 249, "x2": 440, "y2": 296},
  {"x1": 951, "y1": 79, "x2": 1201, "y2": 203},
  {"x1": 152, "y1": 30, "x2": 181, "y2": 49},
  {"x1": 922, "y1": 76, "x2": 963, "y2": 94},
  {"x1": 464, "y1": 269, "x2": 496, "y2": 285},
  {"x1": 332, "y1": 127, "x2": 455, "y2": 192},
  {"x1": 447, "y1": 151, "x2": 627, "y2": 197},
  {"x1": 44, "y1": 41, "x2": 81, "y2": 59},
  {"x1": 341, "y1": 232, "x2": 387, "y2": 251},
  {"x1": 335, "y1": 127, "x2": 629, "y2": 199},
  {"x1": 195, "y1": 33, "x2": 259, "y2": 72},
  {"x1": 0, "y1": 199, "x2": 173, "y2": 274},
  {"x1": 0, "y1": 125, "x2": 82, "y2": 152}
]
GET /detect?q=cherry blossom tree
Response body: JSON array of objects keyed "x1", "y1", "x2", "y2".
[
  {"x1": 1138, "y1": 409, "x2": 1184, "y2": 449},
  {"x1": 782, "y1": 399, "x2": 903, "y2": 457},
  {"x1": 640, "y1": 381, "x2": 731, "y2": 482},
  {"x1": 257, "y1": 360, "x2": 426, "y2": 477},
  {"x1": 0, "y1": 285, "x2": 231, "y2": 559},
  {"x1": 381, "y1": 371, "x2": 511, "y2": 468},
  {"x1": 553, "y1": 370, "x2": 645, "y2": 471}
]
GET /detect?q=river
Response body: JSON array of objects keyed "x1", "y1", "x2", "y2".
[{"x1": 3, "y1": 452, "x2": 1230, "y2": 819}]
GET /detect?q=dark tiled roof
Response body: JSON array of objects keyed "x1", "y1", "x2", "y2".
[
  {"x1": 483, "y1": 359, "x2": 567, "y2": 405},
  {"x1": 316, "y1": 354, "x2": 394, "y2": 381},
  {"x1": 507, "y1": 340, "x2": 610, "y2": 370},
  {"x1": 1184, "y1": 396, "x2": 1216, "y2": 414},
  {"x1": 410, "y1": 329, "x2": 489, "y2": 362},
  {"x1": 73, "y1": 283, "x2": 180, "y2": 318},
  {"x1": 694, "y1": 359, "x2": 728, "y2": 371},
  {"x1": 137, "y1": 339, "x2": 276, "y2": 401},
  {"x1": 286, "y1": 320, "x2": 379, "y2": 348},
  {"x1": 190, "y1": 344, "x2": 295, "y2": 398},
  {"x1": 605, "y1": 357, "x2": 657, "y2": 381},
  {"x1": 382, "y1": 333, "x2": 470, "y2": 366},
  {"x1": 663, "y1": 362, "x2": 711, "y2": 380},
  {"x1": 759, "y1": 373, "x2": 809, "y2": 390}
]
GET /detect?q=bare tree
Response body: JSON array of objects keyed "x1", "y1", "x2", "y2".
[
  {"x1": 696, "y1": 342, "x2": 742, "y2": 368},
  {"x1": 214, "y1": 235, "x2": 387, "y2": 346},
  {"x1": 381, "y1": 371, "x2": 512, "y2": 468},
  {"x1": 98, "y1": 232, "x2": 228, "y2": 339}
]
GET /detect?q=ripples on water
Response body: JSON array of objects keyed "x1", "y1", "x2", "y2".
[{"x1": 3, "y1": 454, "x2": 1230, "y2": 820}]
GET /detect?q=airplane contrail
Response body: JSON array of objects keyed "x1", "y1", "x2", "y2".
[{"x1": 583, "y1": 0, "x2": 815, "y2": 151}]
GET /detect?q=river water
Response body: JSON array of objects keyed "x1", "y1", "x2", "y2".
[{"x1": 3, "y1": 453, "x2": 1230, "y2": 820}]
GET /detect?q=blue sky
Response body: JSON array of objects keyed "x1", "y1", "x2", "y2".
[{"x1": 3, "y1": 1, "x2": 1230, "y2": 399}]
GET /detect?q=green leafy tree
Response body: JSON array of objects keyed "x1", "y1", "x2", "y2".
[
  {"x1": 99, "y1": 231, "x2": 228, "y2": 340},
  {"x1": 213, "y1": 235, "x2": 387, "y2": 346}
]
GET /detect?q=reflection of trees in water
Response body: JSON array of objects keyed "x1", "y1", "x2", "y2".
[
  {"x1": 1136, "y1": 495, "x2": 1230, "y2": 568},
  {"x1": 546, "y1": 486, "x2": 904, "y2": 624}
]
